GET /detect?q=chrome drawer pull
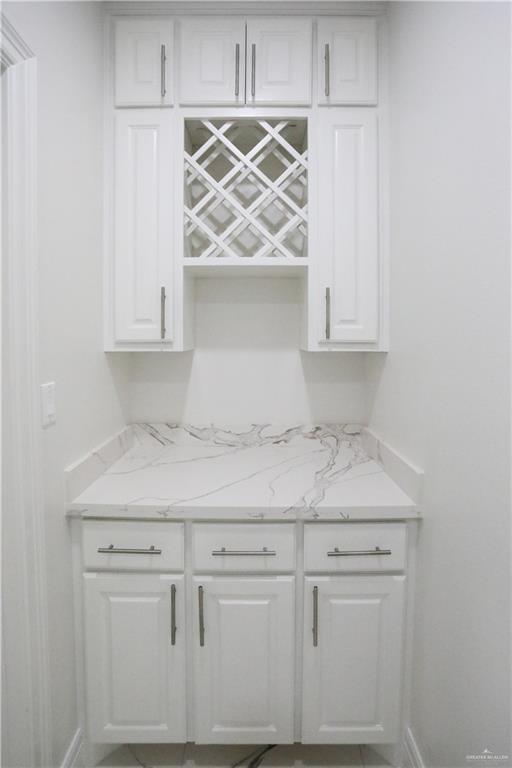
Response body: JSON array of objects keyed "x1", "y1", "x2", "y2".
[
  {"x1": 327, "y1": 546, "x2": 392, "y2": 557},
  {"x1": 160, "y1": 44, "x2": 166, "y2": 98},
  {"x1": 198, "y1": 586, "x2": 205, "y2": 647},
  {"x1": 97, "y1": 545, "x2": 162, "y2": 555},
  {"x1": 211, "y1": 547, "x2": 276, "y2": 557},
  {"x1": 312, "y1": 586, "x2": 318, "y2": 647},
  {"x1": 170, "y1": 584, "x2": 177, "y2": 645}
]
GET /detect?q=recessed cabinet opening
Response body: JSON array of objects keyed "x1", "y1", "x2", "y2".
[{"x1": 183, "y1": 118, "x2": 308, "y2": 261}]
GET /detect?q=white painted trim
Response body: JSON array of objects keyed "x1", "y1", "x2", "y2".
[
  {"x1": 65, "y1": 425, "x2": 135, "y2": 503},
  {"x1": 60, "y1": 728, "x2": 83, "y2": 768},
  {"x1": 105, "y1": 2, "x2": 388, "y2": 16},
  {"x1": 361, "y1": 427, "x2": 424, "y2": 504},
  {"x1": 1, "y1": 36, "x2": 52, "y2": 768},
  {"x1": 404, "y1": 727, "x2": 426, "y2": 768},
  {"x1": 0, "y1": 13, "x2": 33, "y2": 71}
]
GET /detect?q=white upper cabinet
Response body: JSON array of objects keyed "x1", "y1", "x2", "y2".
[
  {"x1": 247, "y1": 18, "x2": 312, "y2": 105},
  {"x1": 317, "y1": 17, "x2": 378, "y2": 105},
  {"x1": 317, "y1": 109, "x2": 379, "y2": 343},
  {"x1": 179, "y1": 18, "x2": 246, "y2": 105},
  {"x1": 114, "y1": 18, "x2": 174, "y2": 107},
  {"x1": 84, "y1": 573, "x2": 186, "y2": 743},
  {"x1": 114, "y1": 110, "x2": 173, "y2": 343},
  {"x1": 302, "y1": 575, "x2": 405, "y2": 744},
  {"x1": 193, "y1": 576, "x2": 295, "y2": 744}
]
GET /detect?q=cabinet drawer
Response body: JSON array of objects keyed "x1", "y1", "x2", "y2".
[
  {"x1": 82, "y1": 521, "x2": 184, "y2": 571},
  {"x1": 192, "y1": 524, "x2": 295, "y2": 572},
  {"x1": 304, "y1": 524, "x2": 406, "y2": 573}
]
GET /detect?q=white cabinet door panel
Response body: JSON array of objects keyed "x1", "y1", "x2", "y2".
[
  {"x1": 318, "y1": 18, "x2": 377, "y2": 105},
  {"x1": 114, "y1": 18, "x2": 174, "y2": 107},
  {"x1": 179, "y1": 18, "x2": 246, "y2": 105},
  {"x1": 114, "y1": 110, "x2": 173, "y2": 343},
  {"x1": 302, "y1": 575, "x2": 405, "y2": 743},
  {"x1": 193, "y1": 576, "x2": 295, "y2": 743},
  {"x1": 84, "y1": 573, "x2": 186, "y2": 743},
  {"x1": 247, "y1": 18, "x2": 312, "y2": 105},
  {"x1": 318, "y1": 109, "x2": 379, "y2": 342}
]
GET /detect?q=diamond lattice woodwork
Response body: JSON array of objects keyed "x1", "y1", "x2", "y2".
[{"x1": 184, "y1": 119, "x2": 308, "y2": 260}]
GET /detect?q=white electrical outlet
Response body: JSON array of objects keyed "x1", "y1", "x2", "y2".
[{"x1": 40, "y1": 382, "x2": 56, "y2": 428}]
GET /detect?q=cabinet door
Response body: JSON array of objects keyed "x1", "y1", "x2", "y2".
[
  {"x1": 317, "y1": 109, "x2": 379, "y2": 343},
  {"x1": 247, "y1": 18, "x2": 312, "y2": 105},
  {"x1": 302, "y1": 575, "x2": 405, "y2": 744},
  {"x1": 317, "y1": 18, "x2": 377, "y2": 105},
  {"x1": 114, "y1": 18, "x2": 173, "y2": 107},
  {"x1": 83, "y1": 573, "x2": 186, "y2": 743},
  {"x1": 179, "y1": 18, "x2": 246, "y2": 105},
  {"x1": 114, "y1": 110, "x2": 173, "y2": 343},
  {"x1": 193, "y1": 576, "x2": 295, "y2": 743}
]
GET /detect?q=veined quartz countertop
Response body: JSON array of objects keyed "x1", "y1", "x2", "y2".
[{"x1": 69, "y1": 424, "x2": 419, "y2": 521}]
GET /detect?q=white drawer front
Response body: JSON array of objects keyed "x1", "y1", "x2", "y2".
[
  {"x1": 82, "y1": 521, "x2": 184, "y2": 571},
  {"x1": 304, "y1": 523, "x2": 406, "y2": 573},
  {"x1": 192, "y1": 523, "x2": 295, "y2": 572}
]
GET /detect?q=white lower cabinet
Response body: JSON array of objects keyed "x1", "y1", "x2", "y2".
[
  {"x1": 302, "y1": 575, "x2": 405, "y2": 744},
  {"x1": 192, "y1": 576, "x2": 295, "y2": 744},
  {"x1": 83, "y1": 573, "x2": 186, "y2": 743},
  {"x1": 78, "y1": 522, "x2": 410, "y2": 747}
]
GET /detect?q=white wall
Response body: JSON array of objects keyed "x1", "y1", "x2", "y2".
[
  {"x1": 3, "y1": 3, "x2": 128, "y2": 765},
  {"x1": 368, "y1": 3, "x2": 510, "y2": 764},
  {"x1": 127, "y1": 277, "x2": 370, "y2": 424}
]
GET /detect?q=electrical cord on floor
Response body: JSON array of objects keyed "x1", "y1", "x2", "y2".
[
  {"x1": 248, "y1": 744, "x2": 276, "y2": 768},
  {"x1": 231, "y1": 744, "x2": 276, "y2": 768}
]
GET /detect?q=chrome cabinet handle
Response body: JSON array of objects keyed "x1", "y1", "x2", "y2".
[
  {"x1": 198, "y1": 586, "x2": 205, "y2": 646},
  {"x1": 251, "y1": 43, "x2": 256, "y2": 98},
  {"x1": 235, "y1": 43, "x2": 240, "y2": 97},
  {"x1": 211, "y1": 547, "x2": 276, "y2": 557},
  {"x1": 170, "y1": 584, "x2": 177, "y2": 645},
  {"x1": 97, "y1": 545, "x2": 162, "y2": 555},
  {"x1": 312, "y1": 586, "x2": 318, "y2": 647},
  {"x1": 327, "y1": 546, "x2": 392, "y2": 557},
  {"x1": 325, "y1": 287, "x2": 331, "y2": 340},
  {"x1": 160, "y1": 286, "x2": 166, "y2": 339},
  {"x1": 161, "y1": 44, "x2": 166, "y2": 98},
  {"x1": 324, "y1": 43, "x2": 330, "y2": 97}
]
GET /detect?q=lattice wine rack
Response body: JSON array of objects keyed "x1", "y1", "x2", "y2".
[{"x1": 184, "y1": 119, "x2": 308, "y2": 260}]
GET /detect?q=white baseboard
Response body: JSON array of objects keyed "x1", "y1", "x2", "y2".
[
  {"x1": 60, "y1": 728, "x2": 83, "y2": 768},
  {"x1": 361, "y1": 427, "x2": 424, "y2": 505},
  {"x1": 403, "y1": 727, "x2": 426, "y2": 768}
]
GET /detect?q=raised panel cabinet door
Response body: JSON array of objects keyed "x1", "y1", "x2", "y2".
[
  {"x1": 318, "y1": 109, "x2": 379, "y2": 342},
  {"x1": 317, "y1": 18, "x2": 377, "y2": 105},
  {"x1": 193, "y1": 576, "x2": 295, "y2": 744},
  {"x1": 83, "y1": 573, "x2": 186, "y2": 743},
  {"x1": 302, "y1": 575, "x2": 405, "y2": 744},
  {"x1": 179, "y1": 18, "x2": 246, "y2": 105},
  {"x1": 114, "y1": 110, "x2": 173, "y2": 343},
  {"x1": 114, "y1": 18, "x2": 174, "y2": 107},
  {"x1": 246, "y1": 18, "x2": 312, "y2": 105}
]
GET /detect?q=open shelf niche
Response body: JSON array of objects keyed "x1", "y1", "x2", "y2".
[{"x1": 184, "y1": 118, "x2": 308, "y2": 263}]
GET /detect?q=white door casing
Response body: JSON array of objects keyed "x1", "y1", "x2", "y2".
[{"x1": 1, "y1": 15, "x2": 52, "y2": 768}]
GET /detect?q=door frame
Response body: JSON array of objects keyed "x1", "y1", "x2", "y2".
[{"x1": 1, "y1": 13, "x2": 52, "y2": 767}]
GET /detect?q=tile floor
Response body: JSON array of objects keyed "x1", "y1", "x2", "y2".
[{"x1": 98, "y1": 743, "x2": 389, "y2": 768}]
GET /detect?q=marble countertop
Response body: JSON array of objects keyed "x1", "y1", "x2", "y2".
[{"x1": 69, "y1": 424, "x2": 418, "y2": 521}]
